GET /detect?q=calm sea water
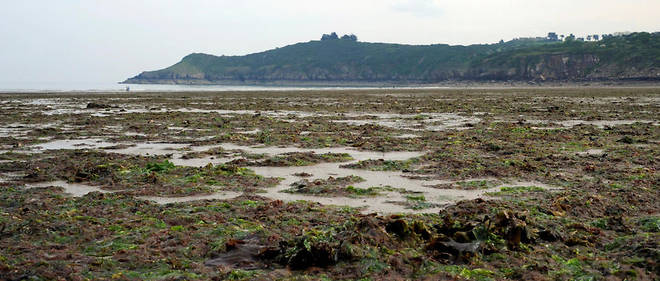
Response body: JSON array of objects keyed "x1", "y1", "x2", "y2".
[{"x1": 0, "y1": 81, "x2": 401, "y2": 93}]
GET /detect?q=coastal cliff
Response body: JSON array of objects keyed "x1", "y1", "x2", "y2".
[{"x1": 124, "y1": 32, "x2": 660, "y2": 85}]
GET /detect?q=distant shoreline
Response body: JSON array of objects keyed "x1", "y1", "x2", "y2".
[
  {"x1": 2, "y1": 82, "x2": 660, "y2": 96},
  {"x1": 120, "y1": 79, "x2": 660, "y2": 88},
  {"x1": 5, "y1": 78, "x2": 658, "y2": 94}
]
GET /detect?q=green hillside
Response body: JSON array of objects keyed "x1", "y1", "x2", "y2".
[{"x1": 125, "y1": 32, "x2": 660, "y2": 84}]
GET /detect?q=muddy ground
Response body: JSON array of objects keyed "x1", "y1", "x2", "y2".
[{"x1": 0, "y1": 88, "x2": 658, "y2": 280}]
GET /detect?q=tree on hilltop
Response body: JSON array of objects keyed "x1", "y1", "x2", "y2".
[
  {"x1": 321, "y1": 32, "x2": 339, "y2": 41},
  {"x1": 341, "y1": 34, "x2": 358, "y2": 41},
  {"x1": 565, "y1": 33, "x2": 576, "y2": 42},
  {"x1": 321, "y1": 32, "x2": 357, "y2": 41}
]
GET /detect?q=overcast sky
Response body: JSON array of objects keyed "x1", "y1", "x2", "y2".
[{"x1": 1, "y1": 0, "x2": 658, "y2": 84}]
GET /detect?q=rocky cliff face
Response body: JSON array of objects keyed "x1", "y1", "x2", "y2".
[
  {"x1": 468, "y1": 54, "x2": 603, "y2": 81},
  {"x1": 126, "y1": 53, "x2": 658, "y2": 84}
]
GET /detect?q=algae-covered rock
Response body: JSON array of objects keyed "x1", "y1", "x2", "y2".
[{"x1": 386, "y1": 219, "x2": 411, "y2": 238}]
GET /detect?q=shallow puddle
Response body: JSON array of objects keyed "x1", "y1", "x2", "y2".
[
  {"x1": 30, "y1": 139, "x2": 189, "y2": 156},
  {"x1": 170, "y1": 156, "x2": 240, "y2": 167},
  {"x1": 219, "y1": 143, "x2": 422, "y2": 162},
  {"x1": 8, "y1": 99, "x2": 568, "y2": 214},
  {"x1": 21, "y1": 139, "x2": 563, "y2": 213},
  {"x1": 252, "y1": 159, "x2": 559, "y2": 214},
  {"x1": 24, "y1": 102, "x2": 482, "y2": 134},
  {"x1": 0, "y1": 172, "x2": 26, "y2": 183},
  {"x1": 393, "y1": 134, "x2": 420, "y2": 139},
  {"x1": 331, "y1": 112, "x2": 479, "y2": 131},
  {"x1": 525, "y1": 119, "x2": 658, "y2": 128},
  {"x1": 25, "y1": 181, "x2": 112, "y2": 197},
  {"x1": 137, "y1": 191, "x2": 242, "y2": 204},
  {"x1": 109, "y1": 143, "x2": 189, "y2": 156},
  {"x1": 23, "y1": 180, "x2": 243, "y2": 204},
  {"x1": 221, "y1": 144, "x2": 559, "y2": 214},
  {"x1": 575, "y1": 149, "x2": 605, "y2": 156},
  {"x1": 236, "y1": 128, "x2": 261, "y2": 134},
  {"x1": 0, "y1": 123, "x2": 60, "y2": 138},
  {"x1": 31, "y1": 138, "x2": 116, "y2": 150}
]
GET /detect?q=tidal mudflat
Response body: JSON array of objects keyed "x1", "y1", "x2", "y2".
[{"x1": 0, "y1": 88, "x2": 658, "y2": 280}]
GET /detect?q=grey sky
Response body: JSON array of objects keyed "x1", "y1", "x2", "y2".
[{"x1": 1, "y1": 0, "x2": 658, "y2": 84}]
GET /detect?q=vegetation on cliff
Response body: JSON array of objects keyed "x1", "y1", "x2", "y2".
[{"x1": 124, "y1": 32, "x2": 660, "y2": 84}]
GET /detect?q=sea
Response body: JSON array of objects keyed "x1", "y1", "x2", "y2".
[{"x1": 0, "y1": 81, "x2": 407, "y2": 93}]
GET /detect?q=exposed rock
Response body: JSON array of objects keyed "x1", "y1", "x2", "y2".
[
  {"x1": 386, "y1": 219, "x2": 411, "y2": 238},
  {"x1": 453, "y1": 231, "x2": 472, "y2": 243},
  {"x1": 205, "y1": 238, "x2": 270, "y2": 270},
  {"x1": 86, "y1": 103, "x2": 111, "y2": 109},
  {"x1": 285, "y1": 238, "x2": 337, "y2": 270},
  {"x1": 427, "y1": 238, "x2": 481, "y2": 262},
  {"x1": 412, "y1": 220, "x2": 432, "y2": 240},
  {"x1": 494, "y1": 210, "x2": 532, "y2": 249},
  {"x1": 538, "y1": 228, "x2": 564, "y2": 242}
]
